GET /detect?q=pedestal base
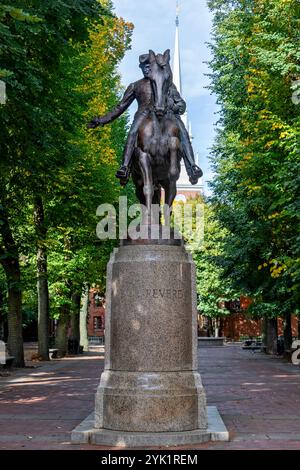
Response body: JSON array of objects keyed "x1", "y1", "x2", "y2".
[
  {"x1": 71, "y1": 406, "x2": 229, "y2": 447},
  {"x1": 74, "y1": 242, "x2": 223, "y2": 446},
  {"x1": 95, "y1": 370, "x2": 207, "y2": 432},
  {"x1": 98, "y1": 244, "x2": 208, "y2": 433}
]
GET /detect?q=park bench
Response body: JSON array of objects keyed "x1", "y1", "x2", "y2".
[
  {"x1": 242, "y1": 339, "x2": 262, "y2": 352},
  {"x1": 198, "y1": 337, "x2": 226, "y2": 347},
  {"x1": 0, "y1": 356, "x2": 15, "y2": 369},
  {"x1": 49, "y1": 348, "x2": 58, "y2": 359}
]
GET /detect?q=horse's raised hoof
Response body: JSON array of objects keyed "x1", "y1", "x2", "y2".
[
  {"x1": 189, "y1": 176, "x2": 198, "y2": 185},
  {"x1": 191, "y1": 165, "x2": 203, "y2": 178},
  {"x1": 116, "y1": 165, "x2": 130, "y2": 183},
  {"x1": 188, "y1": 165, "x2": 203, "y2": 184}
]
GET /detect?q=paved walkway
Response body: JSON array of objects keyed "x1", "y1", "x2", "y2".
[{"x1": 0, "y1": 344, "x2": 300, "y2": 450}]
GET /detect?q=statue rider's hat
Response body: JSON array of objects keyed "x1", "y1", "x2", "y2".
[{"x1": 139, "y1": 53, "x2": 150, "y2": 67}]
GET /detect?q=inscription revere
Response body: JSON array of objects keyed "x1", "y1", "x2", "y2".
[{"x1": 144, "y1": 288, "x2": 185, "y2": 300}]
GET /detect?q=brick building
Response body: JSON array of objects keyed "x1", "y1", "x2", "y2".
[
  {"x1": 222, "y1": 314, "x2": 298, "y2": 341},
  {"x1": 87, "y1": 289, "x2": 105, "y2": 340},
  {"x1": 87, "y1": 288, "x2": 298, "y2": 342},
  {"x1": 197, "y1": 296, "x2": 299, "y2": 340}
]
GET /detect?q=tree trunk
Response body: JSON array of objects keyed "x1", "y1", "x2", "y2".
[
  {"x1": 283, "y1": 313, "x2": 293, "y2": 353},
  {"x1": 37, "y1": 254, "x2": 49, "y2": 360},
  {"x1": 0, "y1": 289, "x2": 4, "y2": 341},
  {"x1": 0, "y1": 206, "x2": 24, "y2": 367},
  {"x1": 298, "y1": 317, "x2": 300, "y2": 340},
  {"x1": 55, "y1": 235, "x2": 74, "y2": 358},
  {"x1": 206, "y1": 317, "x2": 213, "y2": 337},
  {"x1": 261, "y1": 317, "x2": 267, "y2": 352},
  {"x1": 55, "y1": 305, "x2": 70, "y2": 357},
  {"x1": 219, "y1": 317, "x2": 224, "y2": 338},
  {"x1": 80, "y1": 284, "x2": 89, "y2": 352},
  {"x1": 266, "y1": 318, "x2": 278, "y2": 355},
  {"x1": 69, "y1": 292, "x2": 81, "y2": 354},
  {"x1": 7, "y1": 280, "x2": 24, "y2": 366},
  {"x1": 34, "y1": 197, "x2": 49, "y2": 361},
  {"x1": 214, "y1": 318, "x2": 220, "y2": 337}
]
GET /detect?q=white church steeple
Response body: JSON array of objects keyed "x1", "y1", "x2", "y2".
[
  {"x1": 172, "y1": 1, "x2": 189, "y2": 134},
  {"x1": 173, "y1": 2, "x2": 182, "y2": 94},
  {"x1": 172, "y1": 1, "x2": 203, "y2": 199}
]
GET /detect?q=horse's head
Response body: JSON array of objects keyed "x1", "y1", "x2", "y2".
[{"x1": 148, "y1": 49, "x2": 172, "y2": 119}]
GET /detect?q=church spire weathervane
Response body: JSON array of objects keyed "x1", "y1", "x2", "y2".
[
  {"x1": 176, "y1": 0, "x2": 180, "y2": 26},
  {"x1": 173, "y1": 0, "x2": 182, "y2": 95}
]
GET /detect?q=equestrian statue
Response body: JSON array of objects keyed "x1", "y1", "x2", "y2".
[{"x1": 88, "y1": 49, "x2": 202, "y2": 218}]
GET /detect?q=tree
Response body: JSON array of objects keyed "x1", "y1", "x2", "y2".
[
  {"x1": 0, "y1": 0, "x2": 128, "y2": 365},
  {"x1": 0, "y1": 1, "x2": 44, "y2": 367},
  {"x1": 177, "y1": 196, "x2": 235, "y2": 336},
  {"x1": 46, "y1": 6, "x2": 133, "y2": 357},
  {"x1": 208, "y1": 0, "x2": 300, "y2": 352}
]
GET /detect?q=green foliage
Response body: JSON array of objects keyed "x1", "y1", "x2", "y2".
[
  {"x1": 178, "y1": 196, "x2": 235, "y2": 317},
  {"x1": 208, "y1": 0, "x2": 300, "y2": 318},
  {"x1": 0, "y1": 0, "x2": 134, "y2": 335}
]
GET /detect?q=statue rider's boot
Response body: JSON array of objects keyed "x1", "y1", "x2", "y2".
[
  {"x1": 187, "y1": 164, "x2": 203, "y2": 185},
  {"x1": 116, "y1": 165, "x2": 130, "y2": 186}
]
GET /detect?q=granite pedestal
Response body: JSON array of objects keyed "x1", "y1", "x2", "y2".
[{"x1": 72, "y1": 239, "x2": 228, "y2": 446}]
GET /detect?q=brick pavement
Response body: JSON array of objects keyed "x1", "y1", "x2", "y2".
[{"x1": 0, "y1": 344, "x2": 300, "y2": 450}]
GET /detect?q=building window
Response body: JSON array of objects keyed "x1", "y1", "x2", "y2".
[
  {"x1": 93, "y1": 292, "x2": 105, "y2": 307},
  {"x1": 93, "y1": 316, "x2": 103, "y2": 331}
]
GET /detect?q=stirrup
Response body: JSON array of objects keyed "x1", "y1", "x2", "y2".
[
  {"x1": 116, "y1": 165, "x2": 130, "y2": 186},
  {"x1": 116, "y1": 165, "x2": 129, "y2": 179}
]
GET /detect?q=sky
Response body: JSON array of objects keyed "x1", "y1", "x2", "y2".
[{"x1": 112, "y1": 0, "x2": 218, "y2": 194}]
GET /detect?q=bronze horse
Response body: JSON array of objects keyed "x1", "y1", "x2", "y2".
[{"x1": 131, "y1": 50, "x2": 181, "y2": 221}]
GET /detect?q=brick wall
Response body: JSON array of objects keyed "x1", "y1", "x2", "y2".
[
  {"x1": 222, "y1": 314, "x2": 262, "y2": 340},
  {"x1": 87, "y1": 289, "x2": 105, "y2": 338},
  {"x1": 222, "y1": 314, "x2": 298, "y2": 340}
]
